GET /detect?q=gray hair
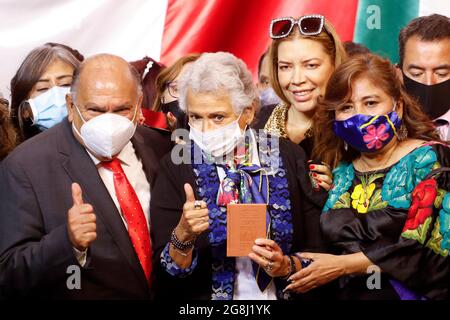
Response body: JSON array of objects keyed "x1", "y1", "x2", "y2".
[
  {"x1": 71, "y1": 53, "x2": 142, "y2": 102},
  {"x1": 178, "y1": 52, "x2": 258, "y2": 114}
]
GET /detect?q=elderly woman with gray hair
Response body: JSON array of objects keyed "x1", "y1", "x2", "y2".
[{"x1": 150, "y1": 52, "x2": 329, "y2": 300}]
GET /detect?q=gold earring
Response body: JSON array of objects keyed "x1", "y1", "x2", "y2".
[{"x1": 397, "y1": 124, "x2": 408, "y2": 141}]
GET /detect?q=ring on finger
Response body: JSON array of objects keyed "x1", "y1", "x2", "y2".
[
  {"x1": 265, "y1": 261, "x2": 274, "y2": 272},
  {"x1": 194, "y1": 200, "x2": 202, "y2": 209}
]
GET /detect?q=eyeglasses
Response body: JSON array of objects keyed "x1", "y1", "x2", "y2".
[
  {"x1": 269, "y1": 15, "x2": 325, "y2": 39},
  {"x1": 165, "y1": 81, "x2": 178, "y2": 99}
]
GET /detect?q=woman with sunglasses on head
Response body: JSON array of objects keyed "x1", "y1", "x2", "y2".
[
  {"x1": 285, "y1": 54, "x2": 449, "y2": 300},
  {"x1": 152, "y1": 54, "x2": 200, "y2": 131},
  {"x1": 253, "y1": 15, "x2": 347, "y2": 192},
  {"x1": 10, "y1": 42, "x2": 83, "y2": 143}
]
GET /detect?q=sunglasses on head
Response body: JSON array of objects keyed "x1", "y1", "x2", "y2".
[{"x1": 270, "y1": 15, "x2": 325, "y2": 39}]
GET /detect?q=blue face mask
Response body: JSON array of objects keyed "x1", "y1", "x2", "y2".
[
  {"x1": 333, "y1": 109, "x2": 402, "y2": 153},
  {"x1": 28, "y1": 86, "x2": 70, "y2": 130}
]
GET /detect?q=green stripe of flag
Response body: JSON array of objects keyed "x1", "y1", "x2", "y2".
[{"x1": 353, "y1": 0, "x2": 420, "y2": 63}]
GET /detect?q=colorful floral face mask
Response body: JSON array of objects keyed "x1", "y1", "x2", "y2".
[{"x1": 333, "y1": 109, "x2": 402, "y2": 153}]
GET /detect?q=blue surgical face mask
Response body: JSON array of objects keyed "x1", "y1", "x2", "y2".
[
  {"x1": 333, "y1": 104, "x2": 402, "y2": 153},
  {"x1": 259, "y1": 87, "x2": 281, "y2": 107},
  {"x1": 28, "y1": 86, "x2": 70, "y2": 130}
]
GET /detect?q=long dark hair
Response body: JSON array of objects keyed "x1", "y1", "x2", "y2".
[
  {"x1": 0, "y1": 99, "x2": 17, "y2": 160},
  {"x1": 313, "y1": 54, "x2": 441, "y2": 168},
  {"x1": 10, "y1": 43, "x2": 82, "y2": 142},
  {"x1": 152, "y1": 53, "x2": 200, "y2": 112}
]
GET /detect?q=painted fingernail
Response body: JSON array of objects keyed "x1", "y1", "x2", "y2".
[
  {"x1": 317, "y1": 179, "x2": 322, "y2": 183},
  {"x1": 309, "y1": 165, "x2": 315, "y2": 170},
  {"x1": 312, "y1": 172, "x2": 317, "y2": 177}
]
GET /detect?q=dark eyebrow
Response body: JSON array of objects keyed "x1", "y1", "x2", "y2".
[
  {"x1": 302, "y1": 58, "x2": 322, "y2": 64},
  {"x1": 56, "y1": 75, "x2": 73, "y2": 80},
  {"x1": 361, "y1": 95, "x2": 380, "y2": 100},
  {"x1": 111, "y1": 104, "x2": 133, "y2": 111},
  {"x1": 407, "y1": 64, "x2": 425, "y2": 70},
  {"x1": 433, "y1": 64, "x2": 450, "y2": 71},
  {"x1": 36, "y1": 74, "x2": 73, "y2": 83},
  {"x1": 84, "y1": 103, "x2": 107, "y2": 112},
  {"x1": 208, "y1": 112, "x2": 227, "y2": 117}
]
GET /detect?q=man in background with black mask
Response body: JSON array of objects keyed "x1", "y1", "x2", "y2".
[{"x1": 398, "y1": 14, "x2": 450, "y2": 141}]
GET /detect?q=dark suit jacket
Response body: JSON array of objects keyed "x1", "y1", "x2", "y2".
[
  {"x1": 0, "y1": 118, "x2": 171, "y2": 299},
  {"x1": 150, "y1": 136, "x2": 330, "y2": 300}
]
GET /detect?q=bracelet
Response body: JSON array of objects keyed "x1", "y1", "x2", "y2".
[
  {"x1": 170, "y1": 229, "x2": 195, "y2": 251},
  {"x1": 282, "y1": 255, "x2": 297, "y2": 279}
]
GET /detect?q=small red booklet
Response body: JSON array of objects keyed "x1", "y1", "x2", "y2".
[{"x1": 226, "y1": 204, "x2": 267, "y2": 257}]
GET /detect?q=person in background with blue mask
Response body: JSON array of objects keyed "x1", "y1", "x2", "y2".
[
  {"x1": 256, "y1": 48, "x2": 281, "y2": 107},
  {"x1": 9, "y1": 42, "x2": 83, "y2": 143},
  {"x1": 150, "y1": 52, "x2": 331, "y2": 300},
  {"x1": 286, "y1": 54, "x2": 449, "y2": 300},
  {"x1": 398, "y1": 14, "x2": 450, "y2": 141}
]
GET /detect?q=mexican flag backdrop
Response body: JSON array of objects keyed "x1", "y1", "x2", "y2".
[{"x1": 1, "y1": 0, "x2": 449, "y2": 95}]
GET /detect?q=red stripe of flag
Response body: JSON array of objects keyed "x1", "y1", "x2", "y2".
[{"x1": 160, "y1": 0, "x2": 358, "y2": 77}]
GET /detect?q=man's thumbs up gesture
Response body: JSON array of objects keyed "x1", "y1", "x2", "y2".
[{"x1": 67, "y1": 183, "x2": 97, "y2": 251}]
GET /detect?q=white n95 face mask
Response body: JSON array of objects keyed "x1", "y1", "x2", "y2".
[
  {"x1": 72, "y1": 104, "x2": 138, "y2": 159},
  {"x1": 189, "y1": 114, "x2": 244, "y2": 158}
]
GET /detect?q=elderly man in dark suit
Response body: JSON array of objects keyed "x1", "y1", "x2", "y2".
[{"x1": 0, "y1": 54, "x2": 171, "y2": 299}]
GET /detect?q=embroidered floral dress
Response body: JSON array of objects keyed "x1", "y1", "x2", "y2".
[{"x1": 321, "y1": 144, "x2": 449, "y2": 299}]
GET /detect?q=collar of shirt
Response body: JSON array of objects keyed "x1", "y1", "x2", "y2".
[
  {"x1": 247, "y1": 129, "x2": 261, "y2": 167},
  {"x1": 85, "y1": 141, "x2": 134, "y2": 168},
  {"x1": 435, "y1": 108, "x2": 450, "y2": 126}
]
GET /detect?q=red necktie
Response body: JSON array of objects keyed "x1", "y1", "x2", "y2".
[{"x1": 102, "y1": 159, "x2": 152, "y2": 284}]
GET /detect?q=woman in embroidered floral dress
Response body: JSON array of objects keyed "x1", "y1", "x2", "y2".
[
  {"x1": 284, "y1": 54, "x2": 449, "y2": 299},
  {"x1": 252, "y1": 14, "x2": 347, "y2": 191},
  {"x1": 150, "y1": 52, "x2": 330, "y2": 300}
]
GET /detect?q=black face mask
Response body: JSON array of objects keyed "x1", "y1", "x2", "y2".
[
  {"x1": 403, "y1": 73, "x2": 450, "y2": 120},
  {"x1": 160, "y1": 100, "x2": 188, "y2": 129}
]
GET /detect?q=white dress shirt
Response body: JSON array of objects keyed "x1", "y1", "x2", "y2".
[
  {"x1": 74, "y1": 141, "x2": 151, "y2": 266},
  {"x1": 436, "y1": 109, "x2": 450, "y2": 141},
  {"x1": 216, "y1": 130, "x2": 277, "y2": 300}
]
